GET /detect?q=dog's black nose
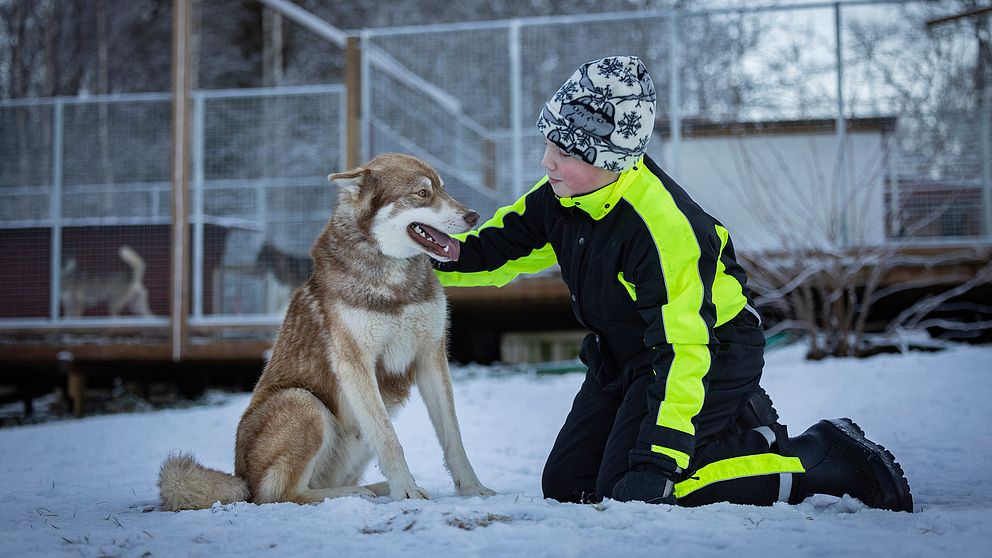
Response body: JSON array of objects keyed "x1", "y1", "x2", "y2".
[{"x1": 464, "y1": 211, "x2": 480, "y2": 227}]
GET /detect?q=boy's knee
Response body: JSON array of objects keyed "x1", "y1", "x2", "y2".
[
  {"x1": 541, "y1": 463, "x2": 570, "y2": 502},
  {"x1": 594, "y1": 474, "x2": 622, "y2": 502},
  {"x1": 542, "y1": 463, "x2": 591, "y2": 503}
]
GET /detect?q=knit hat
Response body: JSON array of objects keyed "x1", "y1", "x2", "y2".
[{"x1": 537, "y1": 56, "x2": 657, "y2": 172}]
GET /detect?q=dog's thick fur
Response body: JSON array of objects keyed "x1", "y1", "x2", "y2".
[
  {"x1": 159, "y1": 153, "x2": 492, "y2": 510},
  {"x1": 61, "y1": 245, "x2": 153, "y2": 318}
]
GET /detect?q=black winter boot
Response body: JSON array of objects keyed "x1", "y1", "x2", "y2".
[{"x1": 786, "y1": 418, "x2": 913, "y2": 512}]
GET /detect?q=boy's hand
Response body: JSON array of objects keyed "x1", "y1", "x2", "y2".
[{"x1": 611, "y1": 451, "x2": 679, "y2": 505}]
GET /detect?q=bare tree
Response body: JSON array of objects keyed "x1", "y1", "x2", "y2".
[
  {"x1": 717, "y1": 2, "x2": 992, "y2": 359},
  {"x1": 731, "y1": 119, "x2": 989, "y2": 358}
]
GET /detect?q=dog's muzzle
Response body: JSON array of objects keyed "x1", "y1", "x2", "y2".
[{"x1": 409, "y1": 223, "x2": 461, "y2": 261}]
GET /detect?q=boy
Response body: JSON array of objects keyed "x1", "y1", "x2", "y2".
[{"x1": 435, "y1": 56, "x2": 912, "y2": 511}]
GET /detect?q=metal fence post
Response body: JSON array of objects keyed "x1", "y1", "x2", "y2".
[
  {"x1": 346, "y1": 35, "x2": 362, "y2": 169},
  {"x1": 339, "y1": 84, "x2": 348, "y2": 172},
  {"x1": 509, "y1": 20, "x2": 523, "y2": 199},
  {"x1": 49, "y1": 99, "x2": 65, "y2": 321},
  {"x1": 982, "y1": 86, "x2": 992, "y2": 240},
  {"x1": 192, "y1": 92, "x2": 205, "y2": 318},
  {"x1": 834, "y1": 2, "x2": 849, "y2": 248},
  {"x1": 887, "y1": 129, "x2": 901, "y2": 238},
  {"x1": 360, "y1": 30, "x2": 372, "y2": 164},
  {"x1": 667, "y1": 12, "x2": 681, "y2": 178},
  {"x1": 985, "y1": 10, "x2": 992, "y2": 241}
]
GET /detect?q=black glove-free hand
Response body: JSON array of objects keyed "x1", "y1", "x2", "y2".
[{"x1": 611, "y1": 449, "x2": 680, "y2": 505}]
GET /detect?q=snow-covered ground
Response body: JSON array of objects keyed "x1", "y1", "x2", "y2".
[{"x1": 1, "y1": 343, "x2": 991, "y2": 557}]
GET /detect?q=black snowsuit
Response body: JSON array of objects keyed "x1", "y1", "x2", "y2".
[{"x1": 436, "y1": 155, "x2": 803, "y2": 505}]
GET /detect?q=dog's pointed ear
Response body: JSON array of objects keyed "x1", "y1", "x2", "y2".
[{"x1": 328, "y1": 167, "x2": 370, "y2": 195}]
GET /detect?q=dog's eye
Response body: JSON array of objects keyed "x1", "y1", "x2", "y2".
[{"x1": 416, "y1": 189, "x2": 429, "y2": 198}]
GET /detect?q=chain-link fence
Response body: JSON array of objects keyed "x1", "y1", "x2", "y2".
[
  {"x1": 362, "y1": 0, "x2": 992, "y2": 251},
  {"x1": 0, "y1": 85, "x2": 344, "y2": 325},
  {"x1": 1, "y1": 1, "x2": 989, "y2": 328}
]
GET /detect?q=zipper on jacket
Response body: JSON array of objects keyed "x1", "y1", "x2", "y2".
[{"x1": 570, "y1": 218, "x2": 592, "y2": 328}]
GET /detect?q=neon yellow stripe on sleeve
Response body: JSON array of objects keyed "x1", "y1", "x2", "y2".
[
  {"x1": 435, "y1": 243, "x2": 557, "y2": 287},
  {"x1": 712, "y1": 224, "x2": 748, "y2": 327},
  {"x1": 650, "y1": 446, "x2": 691, "y2": 469},
  {"x1": 624, "y1": 177, "x2": 709, "y2": 345},
  {"x1": 435, "y1": 180, "x2": 556, "y2": 287},
  {"x1": 654, "y1": 343, "x2": 711, "y2": 437}
]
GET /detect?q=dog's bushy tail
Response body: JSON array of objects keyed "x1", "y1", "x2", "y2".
[
  {"x1": 118, "y1": 245, "x2": 146, "y2": 280},
  {"x1": 158, "y1": 452, "x2": 249, "y2": 511}
]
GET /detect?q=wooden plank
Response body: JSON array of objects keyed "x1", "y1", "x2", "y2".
[
  {"x1": 0, "y1": 340, "x2": 272, "y2": 363},
  {"x1": 0, "y1": 345, "x2": 172, "y2": 363},
  {"x1": 444, "y1": 276, "x2": 570, "y2": 305},
  {"x1": 0, "y1": 244, "x2": 986, "y2": 367},
  {"x1": 185, "y1": 340, "x2": 272, "y2": 361}
]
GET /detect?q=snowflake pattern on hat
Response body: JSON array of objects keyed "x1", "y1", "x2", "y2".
[{"x1": 537, "y1": 56, "x2": 656, "y2": 172}]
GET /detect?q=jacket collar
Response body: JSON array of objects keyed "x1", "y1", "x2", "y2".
[{"x1": 555, "y1": 156, "x2": 644, "y2": 220}]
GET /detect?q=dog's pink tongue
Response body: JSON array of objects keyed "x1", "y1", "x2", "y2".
[{"x1": 439, "y1": 235, "x2": 461, "y2": 261}]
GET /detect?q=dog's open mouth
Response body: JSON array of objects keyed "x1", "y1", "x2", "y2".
[{"x1": 409, "y1": 222, "x2": 461, "y2": 261}]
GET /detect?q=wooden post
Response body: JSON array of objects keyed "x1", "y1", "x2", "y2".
[
  {"x1": 345, "y1": 36, "x2": 362, "y2": 169},
  {"x1": 171, "y1": 0, "x2": 193, "y2": 361},
  {"x1": 68, "y1": 369, "x2": 86, "y2": 418},
  {"x1": 482, "y1": 138, "x2": 497, "y2": 195},
  {"x1": 57, "y1": 351, "x2": 87, "y2": 418}
]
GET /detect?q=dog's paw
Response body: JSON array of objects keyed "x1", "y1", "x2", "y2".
[
  {"x1": 352, "y1": 486, "x2": 377, "y2": 498},
  {"x1": 456, "y1": 483, "x2": 497, "y2": 498},
  {"x1": 389, "y1": 484, "x2": 430, "y2": 501}
]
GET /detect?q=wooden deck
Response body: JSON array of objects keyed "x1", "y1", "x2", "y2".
[{"x1": 1, "y1": 244, "x2": 989, "y2": 416}]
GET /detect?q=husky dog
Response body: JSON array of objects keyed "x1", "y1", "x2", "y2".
[
  {"x1": 255, "y1": 241, "x2": 313, "y2": 289},
  {"x1": 255, "y1": 241, "x2": 313, "y2": 314},
  {"x1": 61, "y1": 245, "x2": 154, "y2": 318},
  {"x1": 159, "y1": 153, "x2": 493, "y2": 510}
]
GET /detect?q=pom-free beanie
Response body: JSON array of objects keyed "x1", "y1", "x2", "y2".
[{"x1": 537, "y1": 56, "x2": 657, "y2": 172}]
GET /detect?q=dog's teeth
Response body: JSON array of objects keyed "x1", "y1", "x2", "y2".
[{"x1": 443, "y1": 245, "x2": 449, "y2": 252}]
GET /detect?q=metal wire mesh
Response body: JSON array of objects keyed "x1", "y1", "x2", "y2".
[
  {"x1": 362, "y1": 1, "x2": 990, "y2": 250},
  {"x1": 0, "y1": 0, "x2": 989, "y2": 327},
  {"x1": 842, "y1": 3, "x2": 990, "y2": 241},
  {"x1": 365, "y1": 27, "x2": 505, "y2": 218},
  {"x1": 197, "y1": 86, "x2": 343, "y2": 318},
  {"x1": 0, "y1": 86, "x2": 344, "y2": 323}
]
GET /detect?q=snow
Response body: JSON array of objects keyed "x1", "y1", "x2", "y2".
[{"x1": 2, "y1": 343, "x2": 991, "y2": 557}]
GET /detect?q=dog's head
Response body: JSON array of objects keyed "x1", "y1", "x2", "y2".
[
  {"x1": 328, "y1": 153, "x2": 479, "y2": 262},
  {"x1": 61, "y1": 257, "x2": 78, "y2": 277}
]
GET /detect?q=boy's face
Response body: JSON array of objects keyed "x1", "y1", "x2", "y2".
[{"x1": 541, "y1": 140, "x2": 620, "y2": 198}]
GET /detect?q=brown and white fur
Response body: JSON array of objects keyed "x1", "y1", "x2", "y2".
[
  {"x1": 158, "y1": 153, "x2": 493, "y2": 510},
  {"x1": 61, "y1": 245, "x2": 153, "y2": 318}
]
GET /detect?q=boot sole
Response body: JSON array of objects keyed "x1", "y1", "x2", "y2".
[
  {"x1": 749, "y1": 385, "x2": 780, "y2": 425},
  {"x1": 827, "y1": 418, "x2": 914, "y2": 512}
]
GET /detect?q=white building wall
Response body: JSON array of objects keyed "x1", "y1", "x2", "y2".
[{"x1": 661, "y1": 130, "x2": 889, "y2": 253}]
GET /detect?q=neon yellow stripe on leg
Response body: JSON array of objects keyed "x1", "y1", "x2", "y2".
[{"x1": 673, "y1": 454, "x2": 805, "y2": 499}]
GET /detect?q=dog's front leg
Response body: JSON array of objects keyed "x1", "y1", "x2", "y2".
[
  {"x1": 416, "y1": 341, "x2": 495, "y2": 497},
  {"x1": 332, "y1": 346, "x2": 428, "y2": 501}
]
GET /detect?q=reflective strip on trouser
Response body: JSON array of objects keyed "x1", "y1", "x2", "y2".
[{"x1": 673, "y1": 453, "x2": 805, "y2": 500}]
